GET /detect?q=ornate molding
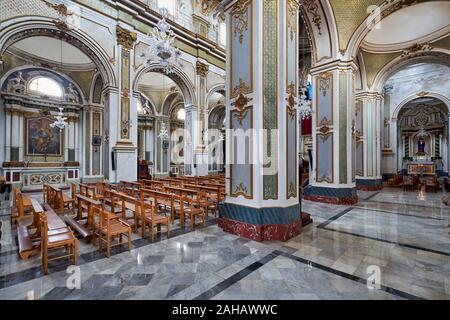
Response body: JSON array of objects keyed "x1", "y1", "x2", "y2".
[
  {"x1": 416, "y1": 91, "x2": 430, "y2": 97},
  {"x1": 300, "y1": 0, "x2": 322, "y2": 35},
  {"x1": 199, "y1": 0, "x2": 221, "y2": 15},
  {"x1": 230, "y1": 0, "x2": 250, "y2": 44},
  {"x1": 318, "y1": 72, "x2": 332, "y2": 97},
  {"x1": 317, "y1": 117, "x2": 332, "y2": 136},
  {"x1": 401, "y1": 43, "x2": 433, "y2": 58},
  {"x1": 41, "y1": 0, "x2": 71, "y2": 16},
  {"x1": 116, "y1": 25, "x2": 137, "y2": 50},
  {"x1": 232, "y1": 78, "x2": 251, "y2": 98},
  {"x1": 233, "y1": 182, "x2": 248, "y2": 195},
  {"x1": 231, "y1": 94, "x2": 252, "y2": 125},
  {"x1": 287, "y1": 0, "x2": 299, "y2": 41},
  {"x1": 196, "y1": 61, "x2": 209, "y2": 77}
]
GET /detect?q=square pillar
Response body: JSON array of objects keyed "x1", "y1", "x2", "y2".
[
  {"x1": 304, "y1": 62, "x2": 358, "y2": 204},
  {"x1": 220, "y1": 0, "x2": 301, "y2": 242}
]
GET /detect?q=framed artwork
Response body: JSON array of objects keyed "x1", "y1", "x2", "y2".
[{"x1": 25, "y1": 117, "x2": 62, "y2": 156}]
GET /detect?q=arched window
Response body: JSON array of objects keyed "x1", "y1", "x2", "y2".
[
  {"x1": 177, "y1": 108, "x2": 185, "y2": 121},
  {"x1": 219, "y1": 22, "x2": 227, "y2": 47},
  {"x1": 28, "y1": 77, "x2": 63, "y2": 98},
  {"x1": 158, "y1": 0, "x2": 176, "y2": 17}
]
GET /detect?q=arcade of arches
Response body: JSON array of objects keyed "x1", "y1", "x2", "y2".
[{"x1": 0, "y1": 0, "x2": 449, "y2": 301}]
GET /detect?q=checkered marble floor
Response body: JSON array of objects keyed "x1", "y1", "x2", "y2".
[{"x1": 0, "y1": 188, "x2": 450, "y2": 300}]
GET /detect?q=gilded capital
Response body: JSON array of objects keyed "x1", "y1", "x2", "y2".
[
  {"x1": 196, "y1": 61, "x2": 209, "y2": 77},
  {"x1": 116, "y1": 25, "x2": 137, "y2": 50}
]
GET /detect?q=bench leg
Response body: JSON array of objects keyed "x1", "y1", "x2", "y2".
[
  {"x1": 128, "y1": 230, "x2": 131, "y2": 252},
  {"x1": 73, "y1": 240, "x2": 78, "y2": 265}
]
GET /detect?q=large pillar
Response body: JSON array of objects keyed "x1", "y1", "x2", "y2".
[
  {"x1": 110, "y1": 25, "x2": 138, "y2": 182},
  {"x1": 303, "y1": 62, "x2": 358, "y2": 205},
  {"x1": 220, "y1": 0, "x2": 301, "y2": 242},
  {"x1": 193, "y1": 60, "x2": 209, "y2": 176},
  {"x1": 354, "y1": 93, "x2": 383, "y2": 191}
]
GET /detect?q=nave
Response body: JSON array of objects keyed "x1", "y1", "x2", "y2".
[{"x1": 1, "y1": 186, "x2": 449, "y2": 300}]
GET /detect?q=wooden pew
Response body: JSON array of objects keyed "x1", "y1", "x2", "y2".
[
  {"x1": 43, "y1": 184, "x2": 75, "y2": 214},
  {"x1": 75, "y1": 194, "x2": 102, "y2": 229},
  {"x1": 39, "y1": 211, "x2": 77, "y2": 274},
  {"x1": 140, "y1": 190, "x2": 171, "y2": 241},
  {"x1": 11, "y1": 187, "x2": 33, "y2": 225},
  {"x1": 17, "y1": 199, "x2": 43, "y2": 259}
]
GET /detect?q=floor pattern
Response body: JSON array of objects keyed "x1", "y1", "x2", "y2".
[{"x1": 0, "y1": 187, "x2": 450, "y2": 300}]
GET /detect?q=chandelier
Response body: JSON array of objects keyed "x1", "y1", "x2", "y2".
[
  {"x1": 142, "y1": 8, "x2": 182, "y2": 74},
  {"x1": 50, "y1": 107, "x2": 69, "y2": 131},
  {"x1": 298, "y1": 85, "x2": 312, "y2": 120},
  {"x1": 158, "y1": 121, "x2": 170, "y2": 141}
]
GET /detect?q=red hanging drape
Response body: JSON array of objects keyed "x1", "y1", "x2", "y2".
[{"x1": 301, "y1": 117, "x2": 312, "y2": 135}]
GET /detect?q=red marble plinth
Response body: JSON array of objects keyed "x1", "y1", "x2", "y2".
[
  {"x1": 218, "y1": 218, "x2": 302, "y2": 242},
  {"x1": 304, "y1": 194, "x2": 358, "y2": 205}
]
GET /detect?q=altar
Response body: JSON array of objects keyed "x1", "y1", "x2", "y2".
[{"x1": 407, "y1": 162, "x2": 436, "y2": 175}]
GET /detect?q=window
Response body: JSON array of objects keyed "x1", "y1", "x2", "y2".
[
  {"x1": 219, "y1": 22, "x2": 226, "y2": 47},
  {"x1": 177, "y1": 109, "x2": 185, "y2": 121},
  {"x1": 28, "y1": 77, "x2": 63, "y2": 98},
  {"x1": 158, "y1": 0, "x2": 176, "y2": 17}
]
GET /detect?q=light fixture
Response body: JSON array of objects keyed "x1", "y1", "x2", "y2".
[
  {"x1": 417, "y1": 126, "x2": 429, "y2": 138},
  {"x1": 142, "y1": 8, "x2": 182, "y2": 74},
  {"x1": 158, "y1": 121, "x2": 170, "y2": 141},
  {"x1": 51, "y1": 107, "x2": 69, "y2": 131},
  {"x1": 51, "y1": 38, "x2": 69, "y2": 131}
]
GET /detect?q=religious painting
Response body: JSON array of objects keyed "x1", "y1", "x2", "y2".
[{"x1": 26, "y1": 117, "x2": 62, "y2": 156}]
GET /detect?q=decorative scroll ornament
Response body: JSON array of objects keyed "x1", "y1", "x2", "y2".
[
  {"x1": 200, "y1": 0, "x2": 221, "y2": 15},
  {"x1": 232, "y1": 78, "x2": 251, "y2": 97},
  {"x1": 287, "y1": 0, "x2": 298, "y2": 41},
  {"x1": 401, "y1": 43, "x2": 432, "y2": 58},
  {"x1": 234, "y1": 182, "x2": 248, "y2": 194},
  {"x1": 231, "y1": 94, "x2": 252, "y2": 125},
  {"x1": 142, "y1": 8, "x2": 182, "y2": 74},
  {"x1": 300, "y1": 0, "x2": 322, "y2": 35},
  {"x1": 288, "y1": 181, "x2": 297, "y2": 198},
  {"x1": 416, "y1": 91, "x2": 429, "y2": 97},
  {"x1": 318, "y1": 117, "x2": 332, "y2": 136},
  {"x1": 230, "y1": 0, "x2": 250, "y2": 44},
  {"x1": 318, "y1": 72, "x2": 332, "y2": 96},
  {"x1": 116, "y1": 25, "x2": 137, "y2": 50}
]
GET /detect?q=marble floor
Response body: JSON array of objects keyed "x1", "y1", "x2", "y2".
[{"x1": 0, "y1": 187, "x2": 450, "y2": 300}]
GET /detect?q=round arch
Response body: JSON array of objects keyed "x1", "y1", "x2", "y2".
[
  {"x1": 133, "y1": 63, "x2": 196, "y2": 107},
  {"x1": 206, "y1": 84, "x2": 225, "y2": 104},
  {"x1": 1, "y1": 65, "x2": 86, "y2": 105},
  {"x1": 392, "y1": 92, "x2": 450, "y2": 121},
  {"x1": 371, "y1": 50, "x2": 450, "y2": 93},
  {"x1": 136, "y1": 91, "x2": 157, "y2": 116},
  {"x1": 161, "y1": 91, "x2": 184, "y2": 116},
  {"x1": 0, "y1": 18, "x2": 116, "y2": 87}
]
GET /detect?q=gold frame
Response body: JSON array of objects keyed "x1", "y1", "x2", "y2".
[{"x1": 24, "y1": 116, "x2": 64, "y2": 157}]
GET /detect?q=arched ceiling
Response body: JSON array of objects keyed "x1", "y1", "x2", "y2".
[
  {"x1": 363, "y1": 1, "x2": 450, "y2": 50},
  {"x1": 137, "y1": 72, "x2": 176, "y2": 91},
  {"x1": 8, "y1": 36, "x2": 94, "y2": 68}
]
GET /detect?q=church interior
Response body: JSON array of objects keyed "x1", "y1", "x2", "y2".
[{"x1": 0, "y1": 0, "x2": 449, "y2": 301}]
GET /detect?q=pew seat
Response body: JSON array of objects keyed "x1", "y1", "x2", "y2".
[{"x1": 18, "y1": 226, "x2": 36, "y2": 260}]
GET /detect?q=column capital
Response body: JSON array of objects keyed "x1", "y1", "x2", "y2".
[
  {"x1": 196, "y1": 61, "x2": 209, "y2": 77},
  {"x1": 116, "y1": 25, "x2": 137, "y2": 50},
  {"x1": 310, "y1": 60, "x2": 359, "y2": 75}
]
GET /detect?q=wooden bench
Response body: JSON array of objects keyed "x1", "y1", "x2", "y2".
[
  {"x1": 11, "y1": 188, "x2": 33, "y2": 225},
  {"x1": 18, "y1": 199, "x2": 44, "y2": 259},
  {"x1": 43, "y1": 184, "x2": 75, "y2": 214},
  {"x1": 75, "y1": 195, "x2": 102, "y2": 229}
]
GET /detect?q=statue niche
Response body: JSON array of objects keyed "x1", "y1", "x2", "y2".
[
  {"x1": 7, "y1": 71, "x2": 27, "y2": 94},
  {"x1": 65, "y1": 83, "x2": 80, "y2": 103}
]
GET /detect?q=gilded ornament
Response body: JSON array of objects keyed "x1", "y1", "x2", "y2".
[
  {"x1": 230, "y1": 0, "x2": 250, "y2": 44},
  {"x1": 116, "y1": 25, "x2": 137, "y2": 50}
]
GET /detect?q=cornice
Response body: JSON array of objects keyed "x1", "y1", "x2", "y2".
[{"x1": 75, "y1": 0, "x2": 225, "y2": 66}]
